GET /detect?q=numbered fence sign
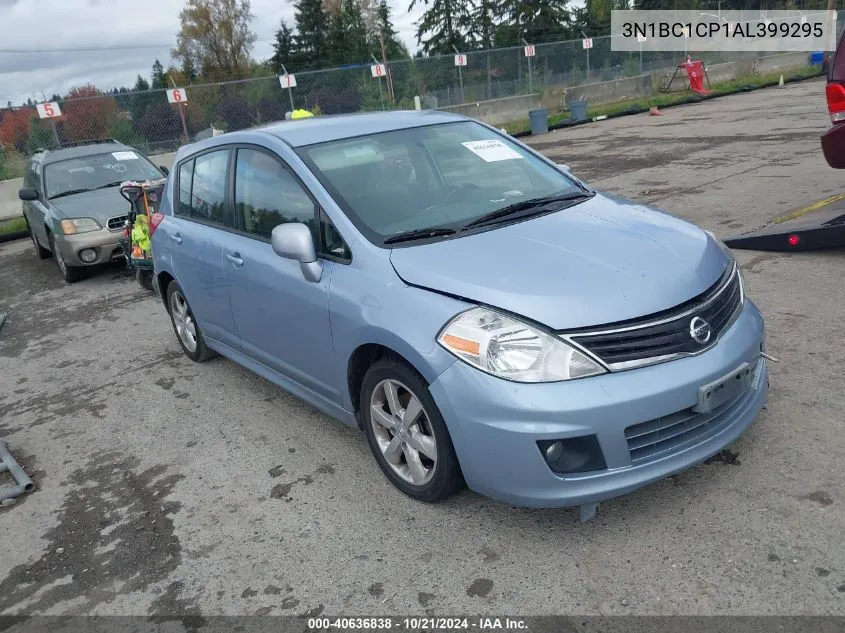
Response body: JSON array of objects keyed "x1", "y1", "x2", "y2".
[
  {"x1": 454, "y1": 54, "x2": 467, "y2": 66},
  {"x1": 637, "y1": 33, "x2": 647, "y2": 43},
  {"x1": 582, "y1": 38, "x2": 593, "y2": 49},
  {"x1": 167, "y1": 88, "x2": 188, "y2": 104},
  {"x1": 371, "y1": 63, "x2": 386, "y2": 78},
  {"x1": 36, "y1": 102, "x2": 62, "y2": 119},
  {"x1": 279, "y1": 74, "x2": 297, "y2": 89},
  {"x1": 523, "y1": 45, "x2": 535, "y2": 57}
]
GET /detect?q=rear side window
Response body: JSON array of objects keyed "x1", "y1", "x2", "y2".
[
  {"x1": 176, "y1": 149, "x2": 229, "y2": 225},
  {"x1": 233, "y1": 148, "x2": 316, "y2": 240}
]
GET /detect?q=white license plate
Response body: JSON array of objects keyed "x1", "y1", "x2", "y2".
[{"x1": 693, "y1": 361, "x2": 753, "y2": 414}]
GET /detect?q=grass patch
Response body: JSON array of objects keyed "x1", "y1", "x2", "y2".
[
  {"x1": 506, "y1": 65, "x2": 824, "y2": 136},
  {"x1": 0, "y1": 215, "x2": 27, "y2": 236},
  {"x1": 0, "y1": 150, "x2": 28, "y2": 180}
]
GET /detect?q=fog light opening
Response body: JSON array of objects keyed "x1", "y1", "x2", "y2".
[
  {"x1": 79, "y1": 248, "x2": 97, "y2": 263},
  {"x1": 538, "y1": 436, "x2": 607, "y2": 475}
]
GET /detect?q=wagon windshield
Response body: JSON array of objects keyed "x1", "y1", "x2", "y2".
[
  {"x1": 296, "y1": 121, "x2": 585, "y2": 246},
  {"x1": 45, "y1": 151, "x2": 163, "y2": 199}
]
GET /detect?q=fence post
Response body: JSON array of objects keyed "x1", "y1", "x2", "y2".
[
  {"x1": 453, "y1": 46, "x2": 465, "y2": 104},
  {"x1": 281, "y1": 64, "x2": 295, "y2": 111}
]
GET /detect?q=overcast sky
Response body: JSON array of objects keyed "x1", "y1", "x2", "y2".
[{"x1": 0, "y1": 0, "x2": 426, "y2": 106}]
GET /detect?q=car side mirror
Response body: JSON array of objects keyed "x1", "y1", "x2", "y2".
[
  {"x1": 159, "y1": 166, "x2": 169, "y2": 176},
  {"x1": 18, "y1": 187, "x2": 38, "y2": 201},
  {"x1": 271, "y1": 222, "x2": 322, "y2": 283}
]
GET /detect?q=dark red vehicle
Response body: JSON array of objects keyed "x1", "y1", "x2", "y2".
[{"x1": 822, "y1": 30, "x2": 845, "y2": 168}]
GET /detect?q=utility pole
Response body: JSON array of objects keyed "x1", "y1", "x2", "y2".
[
  {"x1": 521, "y1": 38, "x2": 533, "y2": 93},
  {"x1": 453, "y1": 45, "x2": 465, "y2": 104},
  {"x1": 281, "y1": 64, "x2": 295, "y2": 112}
]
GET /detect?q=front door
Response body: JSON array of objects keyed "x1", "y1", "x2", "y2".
[
  {"x1": 165, "y1": 148, "x2": 240, "y2": 350},
  {"x1": 222, "y1": 146, "x2": 340, "y2": 403}
]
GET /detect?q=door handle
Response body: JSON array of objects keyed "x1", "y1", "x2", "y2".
[
  {"x1": 170, "y1": 233, "x2": 182, "y2": 244},
  {"x1": 226, "y1": 253, "x2": 244, "y2": 267}
]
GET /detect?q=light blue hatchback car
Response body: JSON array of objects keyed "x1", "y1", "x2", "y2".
[{"x1": 151, "y1": 111, "x2": 768, "y2": 519}]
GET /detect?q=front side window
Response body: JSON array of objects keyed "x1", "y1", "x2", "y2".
[
  {"x1": 234, "y1": 148, "x2": 316, "y2": 240},
  {"x1": 43, "y1": 150, "x2": 163, "y2": 199},
  {"x1": 296, "y1": 121, "x2": 585, "y2": 246}
]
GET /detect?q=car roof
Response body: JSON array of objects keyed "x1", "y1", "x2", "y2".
[
  {"x1": 254, "y1": 110, "x2": 470, "y2": 147},
  {"x1": 35, "y1": 141, "x2": 133, "y2": 165}
]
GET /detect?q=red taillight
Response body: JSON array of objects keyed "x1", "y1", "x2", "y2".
[
  {"x1": 149, "y1": 212, "x2": 165, "y2": 236},
  {"x1": 788, "y1": 234, "x2": 800, "y2": 247},
  {"x1": 826, "y1": 83, "x2": 845, "y2": 123}
]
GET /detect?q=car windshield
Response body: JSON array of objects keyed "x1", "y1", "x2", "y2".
[
  {"x1": 44, "y1": 150, "x2": 163, "y2": 199},
  {"x1": 296, "y1": 121, "x2": 585, "y2": 245}
]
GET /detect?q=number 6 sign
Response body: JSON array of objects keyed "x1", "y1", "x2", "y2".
[
  {"x1": 36, "y1": 102, "x2": 62, "y2": 119},
  {"x1": 167, "y1": 88, "x2": 188, "y2": 104},
  {"x1": 371, "y1": 63, "x2": 386, "y2": 78}
]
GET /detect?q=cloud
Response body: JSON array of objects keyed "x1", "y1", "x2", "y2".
[{"x1": 0, "y1": 0, "x2": 423, "y2": 106}]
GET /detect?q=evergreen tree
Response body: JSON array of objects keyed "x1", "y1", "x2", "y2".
[
  {"x1": 471, "y1": 0, "x2": 497, "y2": 49},
  {"x1": 494, "y1": 0, "x2": 572, "y2": 45},
  {"x1": 373, "y1": 0, "x2": 408, "y2": 59},
  {"x1": 151, "y1": 59, "x2": 167, "y2": 89},
  {"x1": 133, "y1": 75, "x2": 151, "y2": 92},
  {"x1": 409, "y1": 0, "x2": 473, "y2": 54},
  {"x1": 294, "y1": 0, "x2": 329, "y2": 68},
  {"x1": 271, "y1": 20, "x2": 297, "y2": 72},
  {"x1": 326, "y1": 0, "x2": 369, "y2": 65}
]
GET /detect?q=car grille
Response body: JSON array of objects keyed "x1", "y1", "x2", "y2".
[
  {"x1": 568, "y1": 264, "x2": 742, "y2": 370},
  {"x1": 107, "y1": 215, "x2": 127, "y2": 231},
  {"x1": 624, "y1": 358, "x2": 763, "y2": 465}
]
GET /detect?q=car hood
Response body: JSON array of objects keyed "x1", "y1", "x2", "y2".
[
  {"x1": 49, "y1": 187, "x2": 128, "y2": 224},
  {"x1": 388, "y1": 192, "x2": 731, "y2": 331}
]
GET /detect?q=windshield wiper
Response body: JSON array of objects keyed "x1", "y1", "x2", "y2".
[
  {"x1": 49, "y1": 188, "x2": 92, "y2": 200},
  {"x1": 383, "y1": 226, "x2": 457, "y2": 244},
  {"x1": 463, "y1": 192, "x2": 595, "y2": 230},
  {"x1": 95, "y1": 181, "x2": 125, "y2": 190}
]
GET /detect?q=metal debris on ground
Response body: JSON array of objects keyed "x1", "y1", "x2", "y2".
[{"x1": 0, "y1": 442, "x2": 36, "y2": 502}]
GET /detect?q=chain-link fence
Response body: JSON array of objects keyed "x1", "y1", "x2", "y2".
[{"x1": 1, "y1": 24, "x2": 839, "y2": 173}]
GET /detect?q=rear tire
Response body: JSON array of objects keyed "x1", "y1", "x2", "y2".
[
  {"x1": 361, "y1": 357, "x2": 464, "y2": 503},
  {"x1": 166, "y1": 280, "x2": 215, "y2": 362},
  {"x1": 48, "y1": 231, "x2": 86, "y2": 283},
  {"x1": 27, "y1": 219, "x2": 51, "y2": 260},
  {"x1": 136, "y1": 269, "x2": 154, "y2": 291}
]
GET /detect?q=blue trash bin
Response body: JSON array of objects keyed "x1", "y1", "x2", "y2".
[
  {"x1": 570, "y1": 100, "x2": 588, "y2": 122},
  {"x1": 529, "y1": 108, "x2": 548, "y2": 135}
]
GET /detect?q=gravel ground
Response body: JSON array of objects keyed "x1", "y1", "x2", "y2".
[{"x1": 1, "y1": 78, "x2": 843, "y2": 619}]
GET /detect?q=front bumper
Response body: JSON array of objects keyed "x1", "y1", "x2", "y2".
[
  {"x1": 54, "y1": 228, "x2": 125, "y2": 267},
  {"x1": 429, "y1": 299, "x2": 768, "y2": 508}
]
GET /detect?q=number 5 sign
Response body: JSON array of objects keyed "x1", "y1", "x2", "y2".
[
  {"x1": 167, "y1": 88, "x2": 188, "y2": 104},
  {"x1": 370, "y1": 63, "x2": 386, "y2": 78},
  {"x1": 36, "y1": 102, "x2": 62, "y2": 119}
]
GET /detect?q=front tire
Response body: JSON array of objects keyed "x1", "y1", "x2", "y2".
[
  {"x1": 27, "y1": 219, "x2": 51, "y2": 260},
  {"x1": 361, "y1": 358, "x2": 464, "y2": 503},
  {"x1": 166, "y1": 280, "x2": 215, "y2": 362},
  {"x1": 136, "y1": 268, "x2": 154, "y2": 291},
  {"x1": 48, "y1": 232, "x2": 86, "y2": 283}
]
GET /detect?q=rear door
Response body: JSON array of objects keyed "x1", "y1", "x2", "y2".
[
  {"x1": 165, "y1": 148, "x2": 241, "y2": 350},
  {"x1": 220, "y1": 145, "x2": 342, "y2": 402},
  {"x1": 822, "y1": 26, "x2": 845, "y2": 167}
]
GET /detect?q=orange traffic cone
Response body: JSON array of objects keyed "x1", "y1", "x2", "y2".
[{"x1": 649, "y1": 106, "x2": 663, "y2": 116}]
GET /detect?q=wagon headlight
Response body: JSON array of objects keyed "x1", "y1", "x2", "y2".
[
  {"x1": 437, "y1": 307, "x2": 606, "y2": 383},
  {"x1": 60, "y1": 218, "x2": 102, "y2": 235},
  {"x1": 706, "y1": 230, "x2": 745, "y2": 302}
]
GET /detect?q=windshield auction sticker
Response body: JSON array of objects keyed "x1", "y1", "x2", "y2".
[
  {"x1": 610, "y1": 9, "x2": 837, "y2": 52},
  {"x1": 462, "y1": 140, "x2": 524, "y2": 162},
  {"x1": 112, "y1": 151, "x2": 138, "y2": 161}
]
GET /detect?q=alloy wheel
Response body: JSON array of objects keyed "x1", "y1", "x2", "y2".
[
  {"x1": 369, "y1": 378, "x2": 437, "y2": 486},
  {"x1": 169, "y1": 290, "x2": 198, "y2": 353}
]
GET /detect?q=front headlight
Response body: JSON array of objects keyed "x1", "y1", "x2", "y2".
[
  {"x1": 437, "y1": 307, "x2": 606, "y2": 383},
  {"x1": 706, "y1": 230, "x2": 745, "y2": 300},
  {"x1": 61, "y1": 218, "x2": 102, "y2": 235}
]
